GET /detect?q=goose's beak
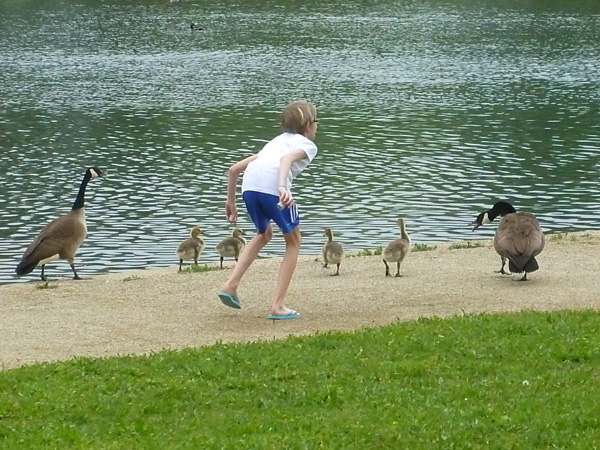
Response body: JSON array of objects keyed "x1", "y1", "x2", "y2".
[{"x1": 470, "y1": 221, "x2": 481, "y2": 231}]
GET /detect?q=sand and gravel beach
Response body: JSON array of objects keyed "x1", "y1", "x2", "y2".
[{"x1": 1, "y1": 231, "x2": 599, "y2": 371}]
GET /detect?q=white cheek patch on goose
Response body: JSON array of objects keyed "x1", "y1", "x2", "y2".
[
  {"x1": 482, "y1": 213, "x2": 491, "y2": 225},
  {"x1": 89, "y1": 168, "x2": 99, "y2": 178}
]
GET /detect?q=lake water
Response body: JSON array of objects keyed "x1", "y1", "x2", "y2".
[{"x1": 1, "y1": 0, "x2": 599, "y2": 283}]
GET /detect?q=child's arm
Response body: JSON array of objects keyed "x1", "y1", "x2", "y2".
[
  {"x1": 226, "y1": 154, "x2": 257, "y2": 223},
  {"x1": 278, "y1": 149, "x2": 310, "y2": 207}
]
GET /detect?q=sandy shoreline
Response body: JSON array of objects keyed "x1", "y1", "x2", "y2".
[{"x1": 1, "y1": 231, "x2": 599, "y2": 370}]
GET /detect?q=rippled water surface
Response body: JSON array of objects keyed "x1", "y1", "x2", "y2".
[{"x1": 1, "y1": 0, "x2": 599, "y2": 283}]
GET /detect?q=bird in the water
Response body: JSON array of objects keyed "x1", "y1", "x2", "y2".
[
  {"x1": 215, "y1": 228, "x2": 245, "y2": 269},
  {"x1": 176, "y1": 226, "x2": 205, "y2": 271},
  {"x1": 471, "y1": 201, "x2": 545, "y2": 281},
  {"x1": 190, "y1": 23, "x2": 203, "y2": 32},
  {"x1": 15, "y1": 167, "x2": 107, "y2": 281},
  {"x1": 322, "y1": 227, "x2": 344, "y2": 276},
  {"x1": 382, "y1": 218, "x2": 411, "y2": 277}
]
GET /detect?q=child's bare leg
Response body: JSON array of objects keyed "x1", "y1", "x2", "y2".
[
  {"x1": 270, "y1": 227, "x2": 301, "y2": 315},
  {"x1": 220, "y1": 225, "x2": 273, "y2": 296}
]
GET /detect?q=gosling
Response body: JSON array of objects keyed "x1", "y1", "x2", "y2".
[
  {"x1": 215, "y1": 228, "x2": 246, "y2": 269},
  {"x1": 176, "y1": 226, "x2": 205, "y2": 271},
  {"x1": 322, "y1": 227, "x2": 344, "y2": 276},
  {"x1": 382, "y1": 218, "x2": 411, "y2": 277}
]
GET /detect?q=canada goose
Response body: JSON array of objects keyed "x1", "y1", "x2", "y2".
[
  {"x1": 471, "y1": 201, "x2": 545, "y2": 281},
  {"x1": 177, "y1": 226, "x2": 205, "y2": 271},
  {"x1": 15, "y1": 167, "x2": 107, "y2": 281},
  {"x1": 190, "y1": 23, "x2": 203, "y2": 31},
  {"x1": 322, "y1": 227, "x2": 344, "y2": 276},
  {"x1": 383, "y1": 218, "x2": 411, "y2": 277},
  {"x1": 215, "y1": 228, "x2": 245, "y2": 269}
]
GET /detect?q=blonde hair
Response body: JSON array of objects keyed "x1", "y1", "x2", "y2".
[{"x1": 280, "y1": 100, "x2": 317, "y2": 134}]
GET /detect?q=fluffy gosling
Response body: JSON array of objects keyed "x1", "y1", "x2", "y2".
[
  {"x1": 322, "y1": 227, "x2": 344, "y2": 276},
  {"x1": 215, "y1": 228, "x2": 246, "y2": 269},
  {"x1": 176, "y1": 226, "x2": 205, "y2": 271},
  {"x1": 382, "y1": 218, "x2": 411, "y2": 277}
]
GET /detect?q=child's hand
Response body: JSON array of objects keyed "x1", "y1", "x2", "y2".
[
  {"x1": 225, "y1": 202, "x2": 238, "y2": 223},
  {"x1": 278, "y1": 186, "x2": 293, "y2": 207}
]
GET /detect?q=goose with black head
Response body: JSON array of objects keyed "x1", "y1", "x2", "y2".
[
  {"x1": 16, "y1": 167, "x2": 107, "y2": 281},
  {"x1": 471, "y1": 201, "x2": 545, "y2": 281}
]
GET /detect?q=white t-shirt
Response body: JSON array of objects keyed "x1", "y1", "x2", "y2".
[{"x1": 241, "y1": 132, "x2": 318, "y2": 196}]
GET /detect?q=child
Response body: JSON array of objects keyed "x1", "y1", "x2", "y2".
[{"x1": 217, "y1": 100, "x2": 319, "y2": 320}]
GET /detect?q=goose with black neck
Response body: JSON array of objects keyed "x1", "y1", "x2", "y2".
[
  {"x1": 15, "y1": 167, "x2": 107, "y2": 281},
  {"x1": 471, "y1": 201, "x2": 545, "y2": 281}
]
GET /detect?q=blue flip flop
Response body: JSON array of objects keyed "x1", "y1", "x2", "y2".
[
  {"x1": 218, "y1": 292, "x2": 241, "y2": 309},
  {"x1": 267, "y1": 310, "x2": 300, "y2": 320}
]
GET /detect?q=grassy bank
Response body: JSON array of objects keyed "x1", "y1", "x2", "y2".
[{"x1": 1, "y1": 310, "x2": 600, "y2": 449}]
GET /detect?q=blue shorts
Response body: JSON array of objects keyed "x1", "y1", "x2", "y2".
[{"x1": 242, "y1": 191, "x2": 300, "y2": 234}]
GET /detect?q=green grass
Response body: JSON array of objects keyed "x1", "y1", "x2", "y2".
[
  {"x1": 179, "y1": 263, "x2": 219, "y2": 273},
  {"x1": 350, "y1": 246, "x2": 384, "y2": 257},
  {"x1": 548, "y1": 232, "x2": 593, "y2": 242},
  {"x1": 549, "y1": 232, "x2": 569, "y2": 241},
  {"x1": 449, "y1": 241, "x2": 485, "y2": 250},
  {"x1": 2, "y1": 311, "x2": 600, "y2": 449},
  {"x1": 412, "y1": 243, "x2": 437, "y2": 252}
]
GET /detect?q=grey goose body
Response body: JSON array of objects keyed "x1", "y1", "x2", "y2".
[
  {"x1": 471, "y1": 201, "x2": 545, "y2": 281},
  {"x1": 15, "y1": 167, "x2": 106, "y2": 281}
]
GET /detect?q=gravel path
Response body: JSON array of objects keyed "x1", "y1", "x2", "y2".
[{"x1": 1, "y1": 232, "x2": 598, "y2": 370}]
